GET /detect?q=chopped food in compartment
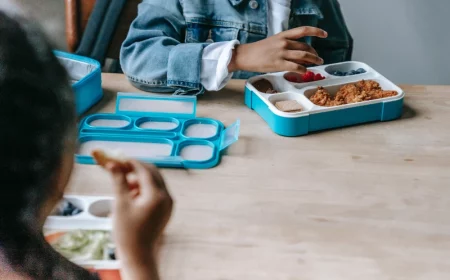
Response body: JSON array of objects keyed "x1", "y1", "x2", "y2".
[
  {"x1": 46, "y1": 230, "x2": 117, "y2": 261},
  {"x1": 274, "y1": 100, "x2": 303, "y2": 113},
  {"x1": 252, "y1": 79, "x2": 278, "y2": 93},
  {"x1": 309, "y1": 80, "x2": 398, "y2": 107},
  {"x1": 54, "y1": 199, "x2": 83, "y2": 216}
]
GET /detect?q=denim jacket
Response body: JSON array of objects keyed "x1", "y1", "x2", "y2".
[{"x1": 120, "y1": 0, "x2": 353, "y2": 95}]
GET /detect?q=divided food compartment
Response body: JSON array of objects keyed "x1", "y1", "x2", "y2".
[
  {"x1": 45, "y1": 195, "x2": 121, "y2": 274},
  {"x1": 245, "y1": 61, "x2": 405, "y2": 136},
  {"x1": 55, "y1": 51, "x2": 103, "y2": 116},
  {"x1": 76, "y1": 95, "x2": 240, "y2": 168},
  {"x1": 280, "y1": 61, "x2": 373, "y2": 88},
  {"x1": 47, "y1": 195, "x2": 114, "y2": 229}
]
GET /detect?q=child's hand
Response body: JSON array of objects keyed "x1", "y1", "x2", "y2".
[
  {"x1": 228, "y1": 26, "x2": 328, "y2": 74},
  {"x1": 105, "y1": 160, "x2": 173, "y2": 280}
]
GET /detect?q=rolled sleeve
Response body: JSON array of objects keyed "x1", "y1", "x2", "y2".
[{"x1": 120, "y1": 0, "x2": 206, "y2": 95}]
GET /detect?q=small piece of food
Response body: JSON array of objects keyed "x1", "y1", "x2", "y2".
[
  {"x1": 309, "y1": 80, "x2": 398, "y2": 107},
  {"x1": 54, "y1": 199, "x2": 83, "y2": 217},
  {"x1": 302, "y1": 71, "x2": 315, "y2": 82},
  {"x1": 309, "y1": 86, "x2": 331, "y2": 106},
  {"x1": 284, "y1": 72, "x2": 303, "y2": 83},
  {"x1": 332, "y1": 68, "x2": 366, "y2": 76},
  {"x1": 335, "y1": 83, "x2": 371, "y2": 104},
  {"x1": 92, "y1": 150, "x2": 137, "y2": 193},
  {"x1": 105, "y1": 243, "x2": 117, "y2": 260},
  {"x1": 355, "y1": 79, "x2": 381, "y2": 92},
  {"x1": 356, "y1": 68, "x2": 367, "y2": 74},
  {"x1": 274, "y1": 100, "x2": 303, "y2": 113},
  {"x1": 92, "y1": 150, "x2": 133, "y2": 173},
  {"x1": 252, "y1": 79, "x2": 278, "y2": 94},
  {"x1": 92, "y1": 150, "x2": 127, "y2": 166},
  {"x1": 285, "y1": 71, "x2": 325, "y2": 83},
  {"x1": 314, "y1": 73, "x2": 325, "y2": 81}
]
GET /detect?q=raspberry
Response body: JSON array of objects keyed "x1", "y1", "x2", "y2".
[
  {"x1": 302, "y1": 71, "x2": 315, "y2": 82},
  {"x1": 284, "y1": 72, "x2": 302, "y2": 83},
  {"x1": 314, "y1": 73, "x2": 325, "y2": 81}
]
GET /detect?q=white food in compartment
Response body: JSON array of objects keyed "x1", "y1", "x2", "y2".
[{"x1": 269, "y1": 92, "x2": 314, "y2": 112}]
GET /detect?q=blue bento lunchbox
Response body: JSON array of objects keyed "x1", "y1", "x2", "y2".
[
  {"x1": 245, "y1": 61, "x2": 405, "y2": 137},
  {"x1": 76, "y1": 94, "x2": 240, "y2": 169},
  {"x1": 55, "y1": 51, "x2": 103, "y2": 115}
]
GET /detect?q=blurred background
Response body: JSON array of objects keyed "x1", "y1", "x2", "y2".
[{"x1": 3, "y1": 0, "x2": 449, "y2": 85}]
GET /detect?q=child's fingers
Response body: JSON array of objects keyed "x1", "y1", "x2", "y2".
[
  {"x1": 284, "y1": 50, "x2": 324, "y2": 66},
  {"x1": 286, "y1": 41, "x2": 318, "y2": 56},
  {"x1": 105, "y1": 162, "x2": 130, "y2": 200},
  {"x1": 282, "y1": 26, "x2": 328, "y2": 40},
  {"x1": 283, "y1": 61, "x2": 307, "y2": 74},
  {"x1": 128, "y1": 160, "x2": 167, "y2": 199}
]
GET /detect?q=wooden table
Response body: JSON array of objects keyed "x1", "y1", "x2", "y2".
[{"x1": 69, "y1": 74, "x2": 450, "y2": 280}]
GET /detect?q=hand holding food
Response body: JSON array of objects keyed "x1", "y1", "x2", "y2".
[{"x1": 93, "y1": 149, "x2": 173, "y2": 280}]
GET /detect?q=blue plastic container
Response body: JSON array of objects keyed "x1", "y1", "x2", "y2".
[
  {"x1": 76, "y1": 94, "x2": 240, "y2": 169},
  {"x1": 55, "y1": 51, "x2": 103, "y2": 115},
  {"x1": 245, "y1": 61, "x2": 404, "y2": 137}
]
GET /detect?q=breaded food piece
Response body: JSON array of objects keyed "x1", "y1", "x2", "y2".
[
  {"x1": 327, "y1": 99, "x2": 346, "y2": 106},
  {"x1": 356, "y1": 80, "x2": 381, "y2": 92},
  {"x1": 252, "y1": 79, "x2": 278, "y2": 94},
  {"x1": 92, "y1": 150, "x2": 126, "y2": 166},
  {"x1": 368, "y1": 90, "x2": 398, "y2": 99},
  {"x1": 309, "y1": 86, "x2": 331, "y2": 106},
  {"x1": 92, "y1": 150, "x2": 133, "y2": 172},
  {"x1": 334, "y1": 84, "x2": 368, "y2": 104},
  {"x1": 275, "y1": 100, "x2": 303, "y2": 112},
  {"x1": 309, "y1": 80, "x2": 398, "y2": 107}
]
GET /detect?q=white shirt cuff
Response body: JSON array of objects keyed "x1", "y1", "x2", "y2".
[{"x1": 200, "y1": 40, "x2": 240, "y2": 91}]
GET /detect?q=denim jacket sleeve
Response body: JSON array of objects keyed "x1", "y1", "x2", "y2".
[{"x1": 120, "y1": 0, "x2": 206, "y2": 95}]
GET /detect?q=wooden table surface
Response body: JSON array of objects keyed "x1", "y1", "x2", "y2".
[{"x1": 69, "y1": 74, "x2": 450, "y2": 280}]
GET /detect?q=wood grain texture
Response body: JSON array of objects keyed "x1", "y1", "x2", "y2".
[{"x1": 69, "y1": 74, "x2": 450, "y2": 280}]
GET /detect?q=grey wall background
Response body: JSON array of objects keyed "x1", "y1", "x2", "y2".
[
  {"x1": 2, "y1": 0, "x2": 449, "y2": 85},
  {"x1": 339, "y1": 0, "x2": 450, "y2": 85},
  {"x1": 1, "y1": 0, "x2": 66, "y2": 50}
]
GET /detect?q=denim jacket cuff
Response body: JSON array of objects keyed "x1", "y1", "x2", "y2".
[{"x1": 167, "y1": 43, "x2": 206, "y2": 95}]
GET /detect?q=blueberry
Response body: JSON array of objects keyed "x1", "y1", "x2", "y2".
[
  {"x1": 71, "y1": 208, "x2": 82, "y2": 215},
  {"x1": 61, "y1": 201, "x2": 70, "y2": 210},
  {"x1": 58, "y1": 200, "x2": 83, "y2": 216},
  {"x1": 349, "y1": 70, "x2": 358, "y2": 75},
  {"x1": 356, "y1": 68, "x2": 366, "y2": 74},
  {"x1": 106, "y1": 246, "x2": 116, "y2": 260},
  {"x1": 333, "y1": 71, "x2": 343, "y2": 76}
]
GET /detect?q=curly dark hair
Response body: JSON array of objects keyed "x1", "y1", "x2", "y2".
[{"x1": 0, "y1": 10, "x2": 98, "y2": 280}]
